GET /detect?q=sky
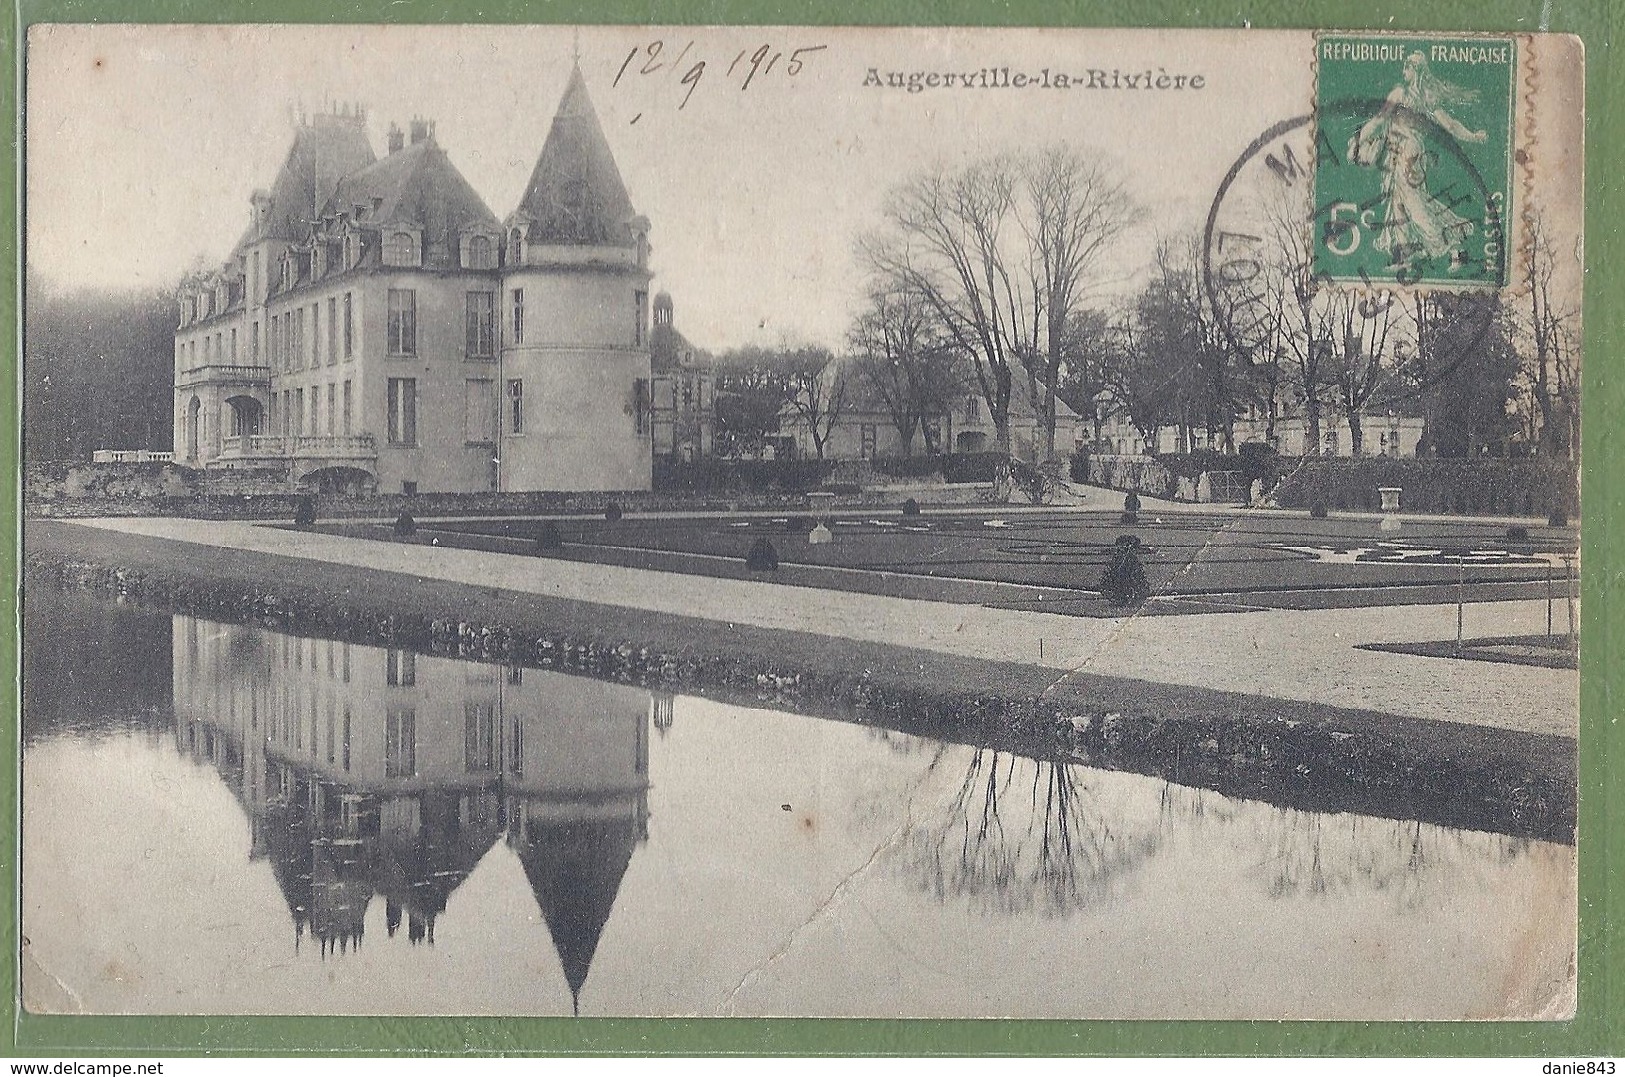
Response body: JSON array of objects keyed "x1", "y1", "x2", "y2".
[{"x1": 24, "y1": 25, "x2": 1583, "y2": 353}]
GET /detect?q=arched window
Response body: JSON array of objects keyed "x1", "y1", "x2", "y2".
[
  {"x1": 507, "y1": 228, "x2": 524, "y2": 266},
  {"x1": 384, "y1": 231, "x2": 416, "y2": 267},
  {"x1": 467, "y1": 235, "x2": 494, "y2": 269}
]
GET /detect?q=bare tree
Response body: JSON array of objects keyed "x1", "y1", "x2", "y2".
[
  {"x1": 1017, "y1": 148, "x2": 1138, "y2": 458},
  {"x1": 1325, "y1": 289, "x2": 1402, "y2": 455},
  {"x1": 847, "y1": 281, "x2": 963, "y2": 455},
  {"x1": 780, "y1": 345, "x2": 848, "y2": 460},
  {"x1": 866, "y1": 158, "x2": 1022, "y2": 455},
  {"x1": 1524, "y1": 210, "x2": 1581, "y2": 459},
  {"x1": 867, "y1": 147, "x2": 1135, "y2": 462}
]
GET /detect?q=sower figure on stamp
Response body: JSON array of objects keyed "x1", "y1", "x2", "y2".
[{"x1": 1346, "y1": 51, "x2": 1488, "y2": 273}]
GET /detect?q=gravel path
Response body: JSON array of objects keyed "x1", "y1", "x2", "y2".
[{"x1": 76, "y1": 516, "x2": 1577, "y2": 737}]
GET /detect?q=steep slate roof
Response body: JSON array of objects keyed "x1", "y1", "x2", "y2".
[
  {"x1": 258, "y1": 117, "x2": 379, "y2": 247},
  {"x1": 327, "y1": 139, "x2": 501, "y2": 269},
  {"x1": 650, "y1": 322, "x2": 706, "y2": 373},
  {"x1": 515, "y1": 66, "x2": 639, "y2": 247}
]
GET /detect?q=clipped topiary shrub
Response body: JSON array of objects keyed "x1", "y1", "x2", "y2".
[
  {"x1": 1100, "y1": 535, "x2": 1151, "y2": 607},
  {"x1": 1310, "y1": 500, "x2": 1329, "y2": 519},
  {"x1": 1506, "y1": 525, "x2": 1531, "y2": 544},
  {"x1": 746, "y1": 537, "x2": 779, "y2": 572},
  {"x1": 535, "y1": 521, "x2": 563, "y2": 551},
  {"x1": 293, "y1": 495, "x2": 317, "y2": 528},
  {"x1": 783, "y1": 515, "x2": 812, "y2": 534},
  {"x1": 1124, "y1": 491, "x2": 1140, "y2": 512},
  {"x1": 901, "y1": 498, "x2": 921, "y2": 517},
  {"x1": 604, "y1": 502, "x2": 623, "y2": 522},
  {"x1": 1548, "y1": 510, "x2": 1569, "y2": 527},
  {"x1": 393, "y1": 510, "x2": 417, "y2": 537}
]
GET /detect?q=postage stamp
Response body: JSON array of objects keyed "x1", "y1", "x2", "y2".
[{"x1": 1313, "y1": 34, "x2": 1518, "y2": 289}]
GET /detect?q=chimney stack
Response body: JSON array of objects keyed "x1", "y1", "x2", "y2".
[
  {"x1": 409, "y1": 117, "x2": 432, "y2": 145},
  {"x1": 387, "y1": 123, "x2": 404, "y2": 154}
]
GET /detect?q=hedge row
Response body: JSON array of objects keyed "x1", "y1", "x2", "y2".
[
  {"x1": 652, "y1": 458, "x2": 838, "y2": 493},
  {"x1": 1270, "y1": 458, "x2": 1579, "y2": 518}
]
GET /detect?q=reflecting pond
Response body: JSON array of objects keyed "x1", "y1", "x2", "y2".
[{"x1": 21, "y1": 587, "x2": 1575, "y2": 1018}]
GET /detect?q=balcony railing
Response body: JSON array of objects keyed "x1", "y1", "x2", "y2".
[
  {"x1": 91, "y1": 449, "x2": 176, "y2": 464},
  {"x1": 176, "y1": 363, "x2": 271, "y2": 387},
  {"x1": 219, "y1": 434, "x2": 377, "y2": 460}
]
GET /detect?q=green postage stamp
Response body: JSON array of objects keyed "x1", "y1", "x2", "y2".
[{"x1": 1314, "y1": 34, "x2": 1517, "y2": 288}]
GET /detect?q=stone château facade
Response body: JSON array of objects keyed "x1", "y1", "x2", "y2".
[{"x1": 173, "y1": 66, "x2": 655, "y2": 494}]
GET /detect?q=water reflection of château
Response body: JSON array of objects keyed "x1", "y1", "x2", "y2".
[{"x1": 171, "y1": 614, "x2": 661, "y2": 1015}]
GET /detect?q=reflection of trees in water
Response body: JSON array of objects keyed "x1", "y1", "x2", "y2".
[
  {"x1": 1146, "y1": 781, "x2": 1537, "y2": 911},
  {"x1": 896, "y1": 747, "x2": 1162, "y2": 917},
  {"x1": 863, "y1": 725, "x2": 936, "y2": 757},
  {"x1": 1253, "y1": 808, "x2": 1532, "y2": 911}
]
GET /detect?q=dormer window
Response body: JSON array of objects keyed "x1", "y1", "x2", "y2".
[
  {"x1": 343, "y1": 233, "x2": 359, "y2": 269},
  {"x1": 464, "y1": 234, "x2": 495, "y2": 270},
  {"x1": 507, "y1": 227, "x2": 525, "y2": 266},
  {"x1": 384, "y1": 231, "x2": 417, "y2": 267},
  {"x1": 311, "y1": 245, "x2": 325, "y2": 280}
]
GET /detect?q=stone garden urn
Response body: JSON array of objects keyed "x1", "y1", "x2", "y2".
[{"x1": 1378, "y1": 486, "x2": 1402, "y2": 532}]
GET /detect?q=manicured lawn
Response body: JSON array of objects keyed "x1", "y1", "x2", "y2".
[{"x1": 384, "y1": 508, "x2": 1580, "y2": 612}]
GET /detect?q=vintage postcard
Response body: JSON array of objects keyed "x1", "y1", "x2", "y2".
[{"x1": 20, "y1": 25, "x2": 1583, "y2": 1020}]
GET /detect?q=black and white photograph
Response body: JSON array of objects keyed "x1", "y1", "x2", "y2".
[{"x1": 20, "y1": 24, "x2": 1584, "y2": 1019}]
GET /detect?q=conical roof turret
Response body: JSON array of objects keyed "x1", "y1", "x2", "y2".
[{"x1": 514, "y1": 65, "x2": 638, "y2": 248}]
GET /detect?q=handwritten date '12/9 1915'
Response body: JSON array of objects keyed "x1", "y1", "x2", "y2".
[{"x1": 612, "y1": 40, "x2": 829, "y2": 119}]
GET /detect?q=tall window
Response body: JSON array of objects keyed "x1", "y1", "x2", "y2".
[
  {"x1": 310, "y1": 303, "x2": 320, "y2": 366},
  {"x1": 507, "y1": 228, "x2": 524, "y2": 265},
  {"x1": 465, "y1": 379, "x2": 495, "y2": 443},
  {"x1": 464, "y1": 702, "x2": 497, "y2": 773},
  {"x1": 387, "y1": 289, "x2": 416, "y2": 355},
  {"x1": 342, "y1": 380, "x2": 352, "y2": 434},
  {"x1": 966, "y1": 395, "x2": 981, "y2": 421},
  {"x1": 384, "y1": 231, "x2": 416, "y2": 267},
  {"x1": 251, "y1": 321, "x2": 260, "y2": 362},
  {"x1": 510, "y1": 288, "x2": 524, "y2": 345},
  {"x1": 634, "y1": 289, "x2": 648, "y2": 346},
  {"x1": 294, "y1": 308, "x2": 305, "y2": 369},
  {"x1": 343, "y1": 293, "x2": 353, "y2": 358},
  {"x1": 506, "y1": 379, "x2": 524, "y2": 435},
  {"x1": 326, "y1": 383, "x2": 336, "y2": 435},
  {"x1": 384, "y1": 705, "x2": 416, "y2": 779},
  {"x1": 326, "y1": 297, "x2": 337, "y2": 364},
  {"x1": 387, "y1": 378, "x2": 418, "y2": 446},
  {"x1": 295, "y1": 388, "x2": 305, "y2": 435},
  {"x1": 467, "y1": 234, "x2": 494, "y2": 269},
  {"x1": 466, "y1": 291, "x2": 495, "y2": 357},
  {"x1": 633, "y1": 378, "x2": 650, "y2": 435},
  {"x1": 386, "y1": 649, "x2": 416, "y2": 686},
  {"x1": 230, "y1": 327, "x2": 238, "y2": 361},
  {"x1": 310, "y1": 386, "x2": 320, "y2": 435}
]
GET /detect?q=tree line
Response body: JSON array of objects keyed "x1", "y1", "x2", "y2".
[
  {"x1": 24, "y1": 278, "x2": 179, "y2": 462},
  {"x1": 711, "y1": 142, "x2": 1579, "y2": 463}
]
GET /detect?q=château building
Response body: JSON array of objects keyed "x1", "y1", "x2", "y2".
[
  {"x1": 173, "y1": 66, "x2": 655, "y2": 494},
  {"x1": 648, "y1": 291, "x2": 715, "y2": 463}
]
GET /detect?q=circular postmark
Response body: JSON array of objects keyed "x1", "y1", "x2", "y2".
[{"x1": 1202, "y1": 100, "x2": 1502, "y2": 405}]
